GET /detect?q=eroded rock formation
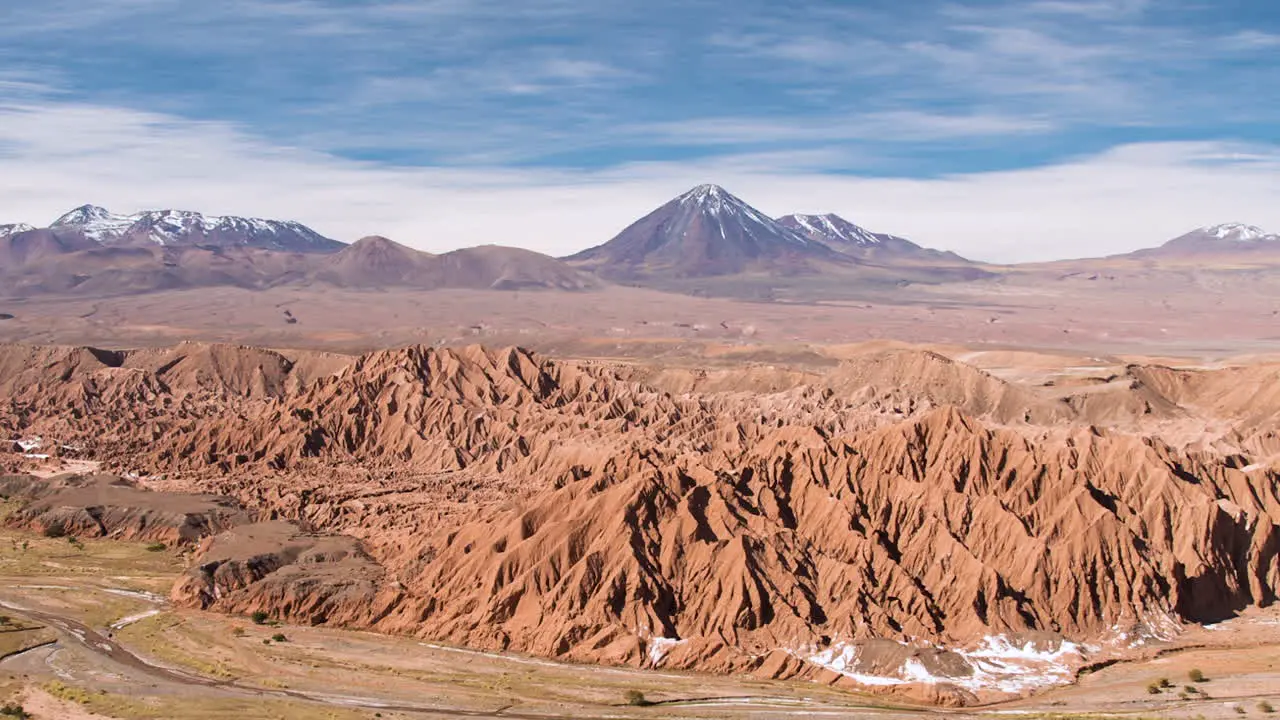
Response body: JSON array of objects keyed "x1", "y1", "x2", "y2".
[{"x1": 2, "y1": 341, "x2": 1278, "y2": 703}]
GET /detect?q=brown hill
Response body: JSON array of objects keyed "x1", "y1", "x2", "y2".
[
  {"x1": 313, "y1": 235, "x2": 436, "y2": 287},
  {"x1": 317, "y1": 237, "x2": 596, "y2": 291},
  {"x1": 432, "y1": 244, "x2": 600, "y2": 291}
]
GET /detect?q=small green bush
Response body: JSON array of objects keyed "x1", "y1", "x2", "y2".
[
  {"x1": 0, "y1": 703, "x2": 31, "y2": 719},
  {"x1": 1259, "y1": 702, "x2": 1275, "y2": 714},
  {"x1": 1159, "y1": 677, "x2": 1173, "y2": 688},
  {"x1": 1147, "y1": 682, "x2": 1163, "y2": 695},
  {"x1": 1189, "y1": 668, "x2": 1207, "y2": 683},
  {"x1": 145, "y1": 542, "x2": 167, "y2": 552},
  {"x1": 623, "y1": 689, "x2": 652, "y2": 707},
  {"x1": 250, "y1": 611, "x2": 269, "y2": 625},
  {"x1": 271, "y1": 633, "x2": 287, "y2": 642}
]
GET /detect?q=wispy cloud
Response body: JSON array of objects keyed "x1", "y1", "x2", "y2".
[
  {"x1": 1226, "y1": 30, "x2": 1280, "y2": 49},
  {"x1": 622, "y1": 112, "x2": 1056, "y2": 146}
]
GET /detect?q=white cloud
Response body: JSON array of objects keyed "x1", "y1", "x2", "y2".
[
  {"x1": 1226, "y1": 30, "x2": 1280, "y2": 49},
  {"x1": 1, "y1": 99, "x2": 1278, "y2": 263}
]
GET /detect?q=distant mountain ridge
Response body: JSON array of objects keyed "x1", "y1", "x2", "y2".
[
  {"x1": 4, "y1": 197, "x2": 1277, "y2": 300},
  {"x1": 0, "y1": 207, "x2": 594, "y2": 297},
  {"x1": 318, "y1": 236, "x2": 596, "y2": 291},
  {"x1": 777, "y1": 212, "x2": 970, "y2": 263},
  {"x1": 49, "y1": 204, "x2": 344, "y2": 252}
]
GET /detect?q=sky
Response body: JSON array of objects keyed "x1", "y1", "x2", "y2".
[{"x1": 0, "y1": 0, "x2": 1278, "y2": 262}]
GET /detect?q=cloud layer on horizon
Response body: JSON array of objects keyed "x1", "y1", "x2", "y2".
[{"x1": 2, "y1": 98, "x2": 1278, "y2": 263}]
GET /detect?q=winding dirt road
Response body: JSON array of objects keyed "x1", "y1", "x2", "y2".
[{"x1": 0, "y1": 598, "x2": 889, "y2": 719}]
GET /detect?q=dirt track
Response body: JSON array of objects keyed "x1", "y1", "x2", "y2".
[{"x1": 0, "y1": 598, "x2": 902, "y2": 719}]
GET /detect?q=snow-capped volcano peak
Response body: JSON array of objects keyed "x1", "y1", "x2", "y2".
[
  {"x1": 1198, "y1": 223, "x2": 1278, "y2": 242},
  {"x1": 51, "y1": 205, "x2": 139, "y2": 242},
  {"x1": 566, "y1": 183, "x2": 836, "y2": 278},
  {"x1": 680, "y1": 183, "x2": 732, "y2": 204},
  {"x1": 779, "y1": 213, "x2": 884, "y2": 248},
  {"x1": 673, "y1": 184, "x2": 814, "y2": 246},
  {"x1": 52, "y1": 204, "x2": 117, "y2": 226}
]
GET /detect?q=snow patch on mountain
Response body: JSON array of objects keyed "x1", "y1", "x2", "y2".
[
  {"x1": 0, "y1": 223, "x2": 36, "y2": 236},
  {"x1": 49, "y1": 205, "x2": 339, "y2": 250},
  {"x1": 1199, "y1": 223, "x2": 1279, "y2": 242},
  {"x1": 52, "y1": 205, "x2": 138, "y2": 242},
  {"x1": 781, "y1": 213, "x2": 885, "y2": 247}
]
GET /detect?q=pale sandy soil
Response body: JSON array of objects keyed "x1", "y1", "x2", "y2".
[{"x1": 2, "y1": 272, "x2": 1279, "y2": 360}]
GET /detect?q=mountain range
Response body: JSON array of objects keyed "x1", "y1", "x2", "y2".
[
  {"x1": 1, "y1": 189, "x2": 1276, "y2": 299},
  {"x1": 0, "y1": 206, "x2": 596, "y2": 295},
  {"x1": 50, "y1": 204, "x2": 345, "y2": 251}
]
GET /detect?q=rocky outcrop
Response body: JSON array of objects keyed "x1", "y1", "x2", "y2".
[
  {"x1": 171, "y1": 520, "x2": 395, "y2": 626},
  {"x1": 0, "y1": 473, "x2": 250, "y2": 544}
]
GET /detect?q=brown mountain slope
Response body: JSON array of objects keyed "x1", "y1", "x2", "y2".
[{"x1": 0, "y1": 227, "x2": 100, "y2": 269}]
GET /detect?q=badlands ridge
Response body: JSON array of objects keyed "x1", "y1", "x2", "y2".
[{"x1": 3, "y1": 341, "x2": 1279, "y2": 705}]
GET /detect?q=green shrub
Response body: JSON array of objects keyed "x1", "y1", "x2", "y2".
[
  {"x1": 1189, "y1": 668, "x2": 1207, "y2": 683},
  {"x1": 250, "y1": 611, "x2": 269, "y2": 625},
  {"x1": 1259, "y1": 702, "x2": 1275, "y2": 714},
  {"x1": 1159, "y1": 677, "x2": 1173, "y2": 688},
  {"x1": 145, "y1": 542, "x2": 167, "y2": 552},
  {"x1": 0, "y1": 703, "x2": 31, "y2": 719},
  {"x1": 623, "y1": 689, "x2": 652, "y2": 707},
  {"x1": 271, "y1": 633, "x2": 287, "y2": 642},
  {"x1": 1147, "y1": 682, "x2": 1163, "y2": 695}
]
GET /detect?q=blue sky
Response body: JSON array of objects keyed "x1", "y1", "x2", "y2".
[{"x1": 1, "y1": 0, "x2": 1278, "y2": 260}]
